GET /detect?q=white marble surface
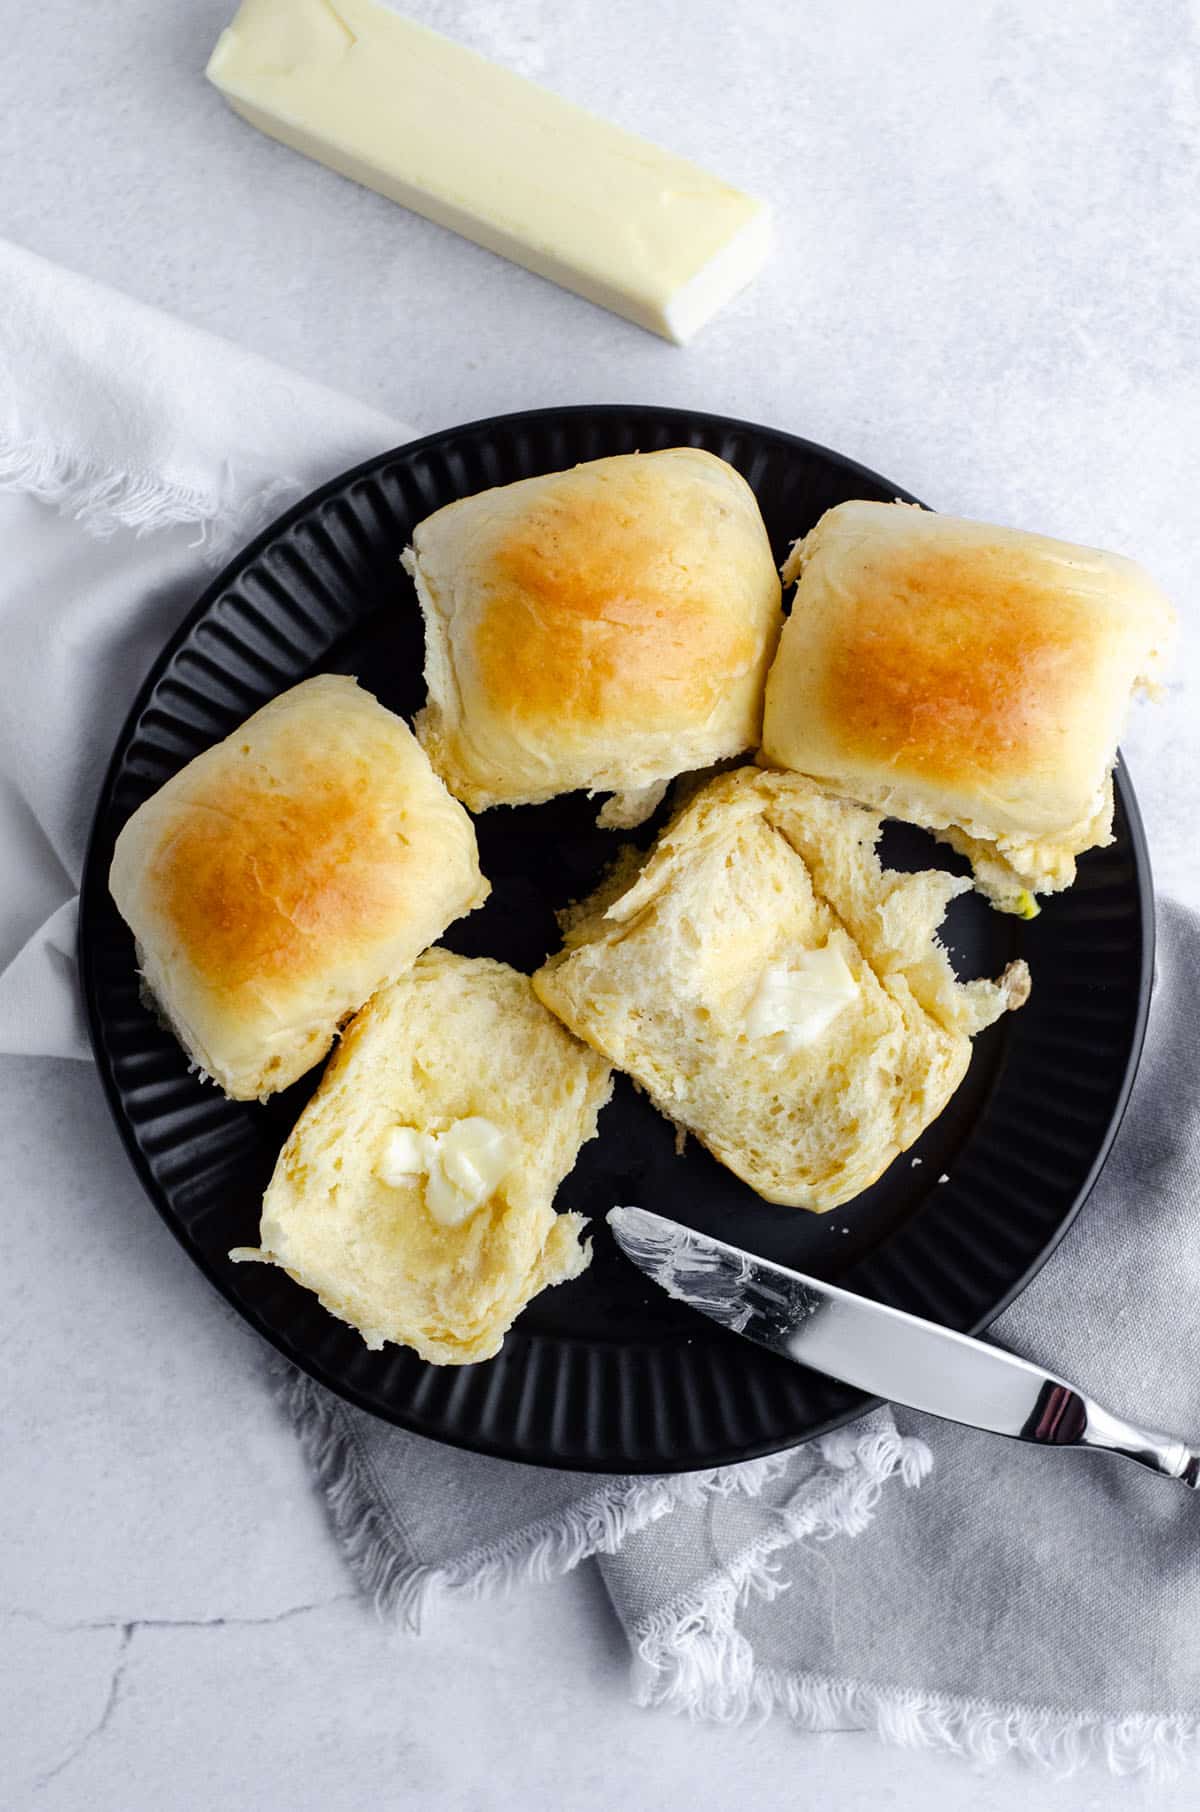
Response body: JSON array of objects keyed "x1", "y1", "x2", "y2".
[{"x1": 1, "y1": 1, "x2": 1198, "y2": 1805}]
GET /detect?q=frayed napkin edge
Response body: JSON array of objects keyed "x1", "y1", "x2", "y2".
[
  {"x1": 630, "y1": 1421, "x2": 1198, "y2": 1779},
  {"x1": 638, "y1": 1654, "x2": 1200, "y2": 1782},
  {"x1": 629, "y1": 1416, "x2": 930, "y2": 1722},
  {"x1": 0, "y1": 414, "x2": 303, "y2": 565},
  {"x1": 276, "y1": 1360, "x2": 794, "y2": 1633}
]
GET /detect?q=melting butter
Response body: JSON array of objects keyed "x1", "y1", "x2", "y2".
[
  {"x1": 376, "y1": 1116, "x2": 516, "y2": 1227},
  {"x1": 746, "y1": 944, "x2": 859, "y2": 1051},
  {"x1": 376, "y1": 1126, "x2": 437, "y2": 1186}
]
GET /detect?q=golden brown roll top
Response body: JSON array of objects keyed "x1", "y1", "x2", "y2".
[
  {"x1": 109, "y1": 674, "x2": 488, "y2": 1099},
  {"x1": 762, "y1": 502, "x2": 1175, "y2": 908},
  {"x1": 403, "y1": 447, "x2": 783, "y2": 812}
]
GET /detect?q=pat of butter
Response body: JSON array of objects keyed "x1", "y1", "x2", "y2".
[
  {"x1": 206, "y1": 0, "x2": 770, "y2": 344},
  {"x1": 746, "y1": 944, "x2": 859, "y2": 1051},
  {"x1": 376, "y1": 1116, "x2": 516, "y2": 1227},
  {"x1": 376, "y1": 1125, "x2": 437, "y2": 1187}
]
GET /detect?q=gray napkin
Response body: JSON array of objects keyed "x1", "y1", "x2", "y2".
[{"x1": 281, "y1": 900, "x2": 1200, "y2": 1778}]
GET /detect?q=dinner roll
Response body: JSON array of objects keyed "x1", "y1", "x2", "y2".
[
  {"x1": 234, "y1": 951, "x2": 613, "y2": 1364},
  {"x1": 403, "y1": 448, "x2": 783, "y2": 813},
  {"x1": 109, "y1": 675, "x2": 488, "y2": 1101},
  {"x1": 761, "y1": 502, "x2": 1175, "y2": 910},
  {"x1": 534, "y1": 769, "x2": 1028, "y2": 1212}
]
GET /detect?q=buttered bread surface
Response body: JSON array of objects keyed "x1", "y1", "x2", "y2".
[
  {"x1": 239, "y1": 951, "x2": 613, "y2": 1364},
  {"x1": 534, "y1": 770, "x2": 1029, "y2": 1213}
]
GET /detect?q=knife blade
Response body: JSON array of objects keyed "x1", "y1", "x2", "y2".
[{"x1": 608, "y1": 1206, "x2": 1200, "y2": 1488}]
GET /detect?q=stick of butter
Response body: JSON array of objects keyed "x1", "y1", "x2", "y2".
[{"x1": 206, "y1": 0, "x2": 771, "y2": 343}]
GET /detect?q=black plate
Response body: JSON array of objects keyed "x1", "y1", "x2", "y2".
[{"x1": 80, "y1": 406, "x2": 1154, "y2": 1473}]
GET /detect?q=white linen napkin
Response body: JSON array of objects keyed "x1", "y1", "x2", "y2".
[
  {"x1": 7, "y1": 236, "x2": 1199, "y2": 1781},
  {"x1": 0, "y1": 236, "x2": 401, "y2": 1058}
]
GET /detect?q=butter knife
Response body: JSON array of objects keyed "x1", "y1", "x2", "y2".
[{"x1": 608, "y1": 1206, "x2": 1200, "y2": 1488}]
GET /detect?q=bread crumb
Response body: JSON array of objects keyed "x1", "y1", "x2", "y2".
[
  {"x1": 673, "y1": 1123, "x2": 688, "y2": 1158},
  {"x1": 555, "y1": 841, "x2": 645, "y2": 940},
  {"x1": 595, "y1": 780, "x2": 669, "y2": 830}
]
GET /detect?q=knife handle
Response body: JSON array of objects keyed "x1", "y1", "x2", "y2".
[{"x1": 1027, "y1": 1381, "x2": 1200, "y2": 1487}]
